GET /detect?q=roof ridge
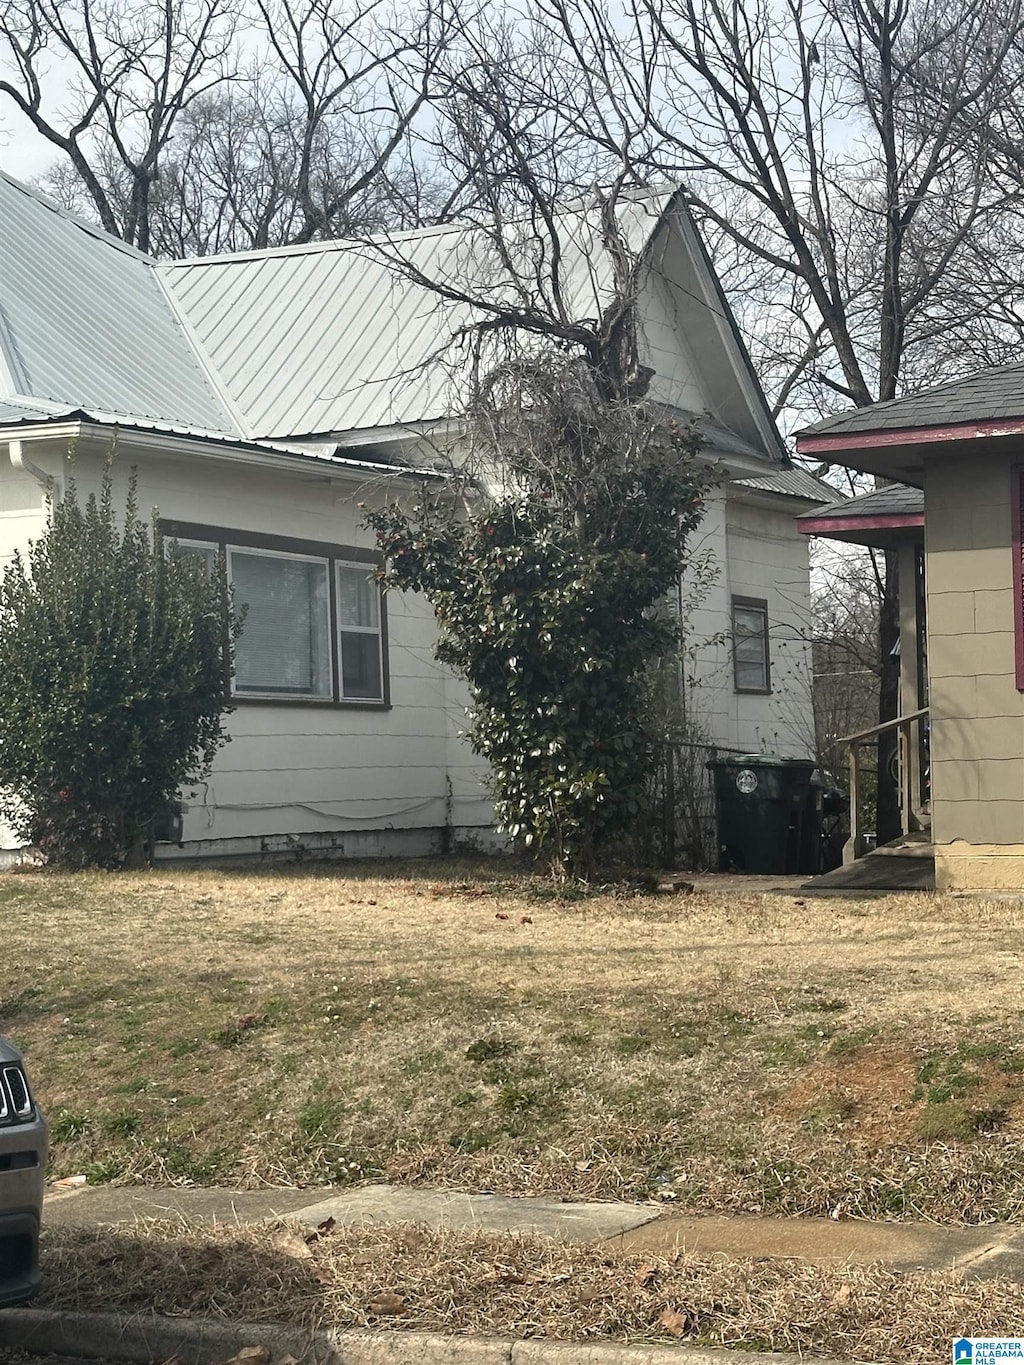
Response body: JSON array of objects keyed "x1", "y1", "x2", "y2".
[
  {"x1": 0, "y1": 168, "x2": 154, "y2": 263},
  {"x1": 157, "y1": 186, "x2": 678, "y2": 272}
]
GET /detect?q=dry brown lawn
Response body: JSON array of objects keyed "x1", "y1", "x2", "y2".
[
  {"x1": 37, "y1": 1218, "x2": 1024, "y2": 1363},
  {"x1": 5, "y1": 859, "x2": 1024, "y2": 1219}
]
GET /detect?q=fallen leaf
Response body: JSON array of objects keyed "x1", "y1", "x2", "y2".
[
  {"x1": 832, "y1": 1284, "x2": 852, "y2": 1306},
  {"x1": 635, "y1": 1264, "x2": 660, "y2": 1288},
  {"x1": 274, "y1": 1230, "x2": 313, "y2": 1260},
  {"x1": 480, "y1": 1265, "x2": 525, "y2": 1286},
  {"x1": 576, "y1": 1283, "x2": 605, "y2": 1304},
  {"x1": 495, "y1": 912, "x2": 509, "y2": 920},
  {"x1": 520, "y1": 915, "x2": 533, "y2": 924},
  {"x1": 220, "y1": 1348, "x2": 270, "y2": 1365},
  {"x1": 304, "y1": 1215, "x2": 337, "y2": 1243},
  {"x1": 367, "y1": 1292, "x2": 407, "y2": 1316},
  {"x1": 658, "y1": 1308, "x2": 688, "y2": 1338}
]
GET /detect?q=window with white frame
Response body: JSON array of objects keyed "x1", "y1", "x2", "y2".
[
  {"x1": 163, "y1": 524, "x2": 387, "y2": 705},
  {"x1": 337, "y1": 562, "x2": 383, "y2": 700},
  {"x1": 231, "y1": 548, "x2": 332, "y2": 698},
  {"x1": 732, "y1": 596, "x2": 771, "y2": 694}
]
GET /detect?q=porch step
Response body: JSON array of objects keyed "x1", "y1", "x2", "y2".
[
  {"x1": 803, "y1": 840, "x2": 935, "y2": 893},
  {"x1": 872, "y1": 831, "x2": 933, "y2": 858}
]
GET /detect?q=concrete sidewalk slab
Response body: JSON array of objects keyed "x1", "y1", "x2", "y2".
[
  {"x1": 613, "y1": 1213, "x2": 1006, "y2": 1274},
  {"x1": 44, "y1": 1183, "x2": 329, "y2": 1228},
  {"x1": 284, "y1": 1184, "x2": 662, "y2": 1241}
]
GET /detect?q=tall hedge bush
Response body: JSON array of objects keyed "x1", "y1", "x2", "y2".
[{"x1": 0, "y1": 461, "x2": 240, "y2": 868}]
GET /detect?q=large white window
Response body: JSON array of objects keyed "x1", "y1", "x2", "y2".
[
  {"x1": 163, "y1": 523, "x2": 387, "y2": 705},
  {"x1": 231, "y1": 549, "x2": 332, "y2": 698}
]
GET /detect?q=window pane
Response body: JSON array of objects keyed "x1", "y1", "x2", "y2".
[
  {"x1": 337, "y1": 565, "x2": 380, "y2": 628},
  {"x1": 736, "y1": 659, "x2": 767, "y2": 690},
  {"x1": 735, "y1": 634, "x2": 766, "y2": 663},
  {"x1": 232, "y1": 552, "x2": 331, "y2": 697},
  {"x1": 340, "y1": 629, "x2": 383, "y2": 700},
  {"x1": 172, "y1": 542, "x2": 216, "y2": 575},
  {"x1": 733, "y1": 600, "x2": 769, "y2": 691}
]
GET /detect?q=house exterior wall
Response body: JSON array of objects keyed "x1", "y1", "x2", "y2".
[
  {"x1": 0, "y1": 457, "x2": 47, "y2": 853},
  {"x1": 0, "y1": 441, "x2": 492, "y2": 860},
  {"x1": 682, "y1": 485, "x2": 816, "y2": 760},
  {"x1": 926, "y1": 452, "x2": 1024, "y2": 890}
]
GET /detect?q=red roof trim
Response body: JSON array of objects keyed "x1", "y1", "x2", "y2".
[
  {"x1": 797, "y1": 512, "x2": 924, "y2": 536},
  {"x1": 1013, "y1": 464, "x2": 1024, "y2": 691},
  {"x1": 797, "y1": 415, "x2": 1024, "y2": 456}
]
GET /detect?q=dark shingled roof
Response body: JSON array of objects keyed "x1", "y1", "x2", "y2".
[
  {"x1": 806, "y1": 482, "x2": 924, "y2": 520},
  {"x1": 798, "y1": 362, "x2": 1024, "y2": 438}
]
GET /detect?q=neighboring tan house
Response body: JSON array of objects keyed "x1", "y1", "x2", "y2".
[
  {"x1": 797, "y1": 367, "x2": 1024, "y2": 891},
  {"x1": 0, "y1": 169, "x2": 831, "y2": 861}
]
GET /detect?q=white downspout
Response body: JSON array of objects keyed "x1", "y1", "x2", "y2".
[{"x1": 9, "y1": 439, "x2": 61, "y2": 503}]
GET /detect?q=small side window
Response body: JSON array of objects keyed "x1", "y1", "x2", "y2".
[
  {"x1": 337, "y1": 563, "x2": 384, "y2": 701},
  {"x1": 168, "y1": 538, "x2": 217, "y2": 574},
  {"x1": 732, "y1": 595, "x2": 771, "y2": 694}
]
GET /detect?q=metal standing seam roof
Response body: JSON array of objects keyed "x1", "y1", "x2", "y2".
[
  {"x1": 0, "y1": 172, "x2": 783, "y2": 472},
  {"x1": 156, "y1": 192, "x2": 713, "y2": 442},
  {"x1": 0, "y1": 172, "x2": 236, "y2": 434},
  {"x1": 733, "y1": 466, "x2": 838, "y2": 502},
  {"x1": 797, "y1": 363, "x2": 1024, "y2": 439}
]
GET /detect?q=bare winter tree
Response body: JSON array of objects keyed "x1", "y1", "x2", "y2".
[
  {"x1": 0, "y1": 0, "x2": 236, "y2": 251},
  {"x1": 811, "y1": 551, "x2": 882, "y2": 786},
  {"x1": 504, "y1": 0, "x2": 1024, "y2": 841},
  {"x1": 0, "y1": 0, "x2": 455, "y2": 254}
]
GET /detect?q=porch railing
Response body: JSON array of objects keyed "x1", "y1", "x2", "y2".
[{"x1": 840, "y1": 706, "x2": 929, "y2": 864}]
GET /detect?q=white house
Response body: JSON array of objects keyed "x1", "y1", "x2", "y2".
[{"x1": 0, "y1": 171, "x2": 831, "y2": 861}]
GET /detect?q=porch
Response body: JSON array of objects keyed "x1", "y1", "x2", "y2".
[{"x1": 798, "y1": 483, "x2": 930, "y2": 886}]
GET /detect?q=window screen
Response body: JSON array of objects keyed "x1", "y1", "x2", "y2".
[{"x1": 231, "y1": 550, "x2": 331, "y2": 697}]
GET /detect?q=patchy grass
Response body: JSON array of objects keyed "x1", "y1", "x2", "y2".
[
  {"x1": 8, "y1": 860, "x2": 1024, "y2": 1218},
  {"x1": 36, "y1": 1217, "x2": 1024, "y2": 1364}
]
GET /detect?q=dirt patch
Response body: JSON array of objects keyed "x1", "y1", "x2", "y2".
[
  {"x1": 779, "y1": 1044, "x2": 922, "y2": 1143},
  {"x1": 780, "y1": 1042, "x2": 1024, "y2": 1150}
]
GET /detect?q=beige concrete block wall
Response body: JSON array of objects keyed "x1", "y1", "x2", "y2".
[{"x1": 926, "y1": 453, "x2": 1024, "y2": 889}]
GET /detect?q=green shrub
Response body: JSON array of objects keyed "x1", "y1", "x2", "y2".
[{"x1": 0, "y1": 458, "x2": 240, "y2": 868}]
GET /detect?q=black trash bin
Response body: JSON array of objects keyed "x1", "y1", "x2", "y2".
[{"x1": 707, "y1": 755, "x2": 816, "y2": 874}]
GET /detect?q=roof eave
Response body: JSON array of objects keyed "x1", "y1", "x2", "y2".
[
  {"x1": 798, "y1": 511, "x2": 924, "y2": 535},
  {"x1": 0, "y1": 418, "x2": 442, "y2": 481}
]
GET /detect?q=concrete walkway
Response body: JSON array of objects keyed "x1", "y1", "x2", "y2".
[
  {"x1": 12, "y1": 1182, "x2": 1021, "y2": 1365},
  {"x1": 42, "y1": 1179, "x2": 1021, "y2": 1281}
]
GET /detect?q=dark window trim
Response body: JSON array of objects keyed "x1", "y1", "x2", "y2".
[
  {"x1": 731, "y1": 594, "x2": 772, "y2": 695},
  {"x1": 161, "y1": 519, "x2": 390, "y2": 710},
  {"x1": 1014, "y1": 465, "x2": 1024, "y2": 691}
]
